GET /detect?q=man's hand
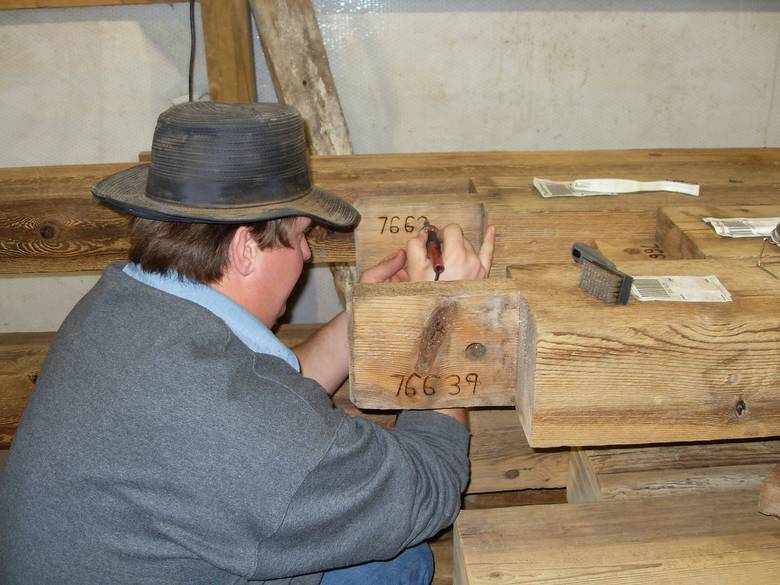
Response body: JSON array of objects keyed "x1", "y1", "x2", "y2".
[{"x1": 405, "y1": 224, "x2": 495, "y2": 282}]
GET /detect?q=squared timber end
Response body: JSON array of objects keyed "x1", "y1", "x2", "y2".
[
  {"x1": 349, "y1": 279, "x2": 521, "y2": 410},
  {"x1": 353, "y1": 194, "x2": 486, "y2": 277}
]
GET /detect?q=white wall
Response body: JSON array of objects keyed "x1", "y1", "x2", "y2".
[{"x1": 1, "y1": 1, "x2": 779, "y2": 332}]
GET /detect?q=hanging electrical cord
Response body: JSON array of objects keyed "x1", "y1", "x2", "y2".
[{"x1": 188, "y1": 0, "x2": 196, "y2": 102}]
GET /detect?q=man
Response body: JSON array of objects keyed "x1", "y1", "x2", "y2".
[{"x1": 0, "y1": 102, "x2": 494, "y2": 584}]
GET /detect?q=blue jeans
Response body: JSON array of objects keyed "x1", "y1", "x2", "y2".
[{"x1": 319, "y1": 543, "x2": 433, "y2": 585}]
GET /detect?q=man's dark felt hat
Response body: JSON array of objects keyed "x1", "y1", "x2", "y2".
[{"x1": 92, "y1": 102, "x2": 359, "y2": 227}]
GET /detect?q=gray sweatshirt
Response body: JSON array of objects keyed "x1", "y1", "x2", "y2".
[{"x1": 0, "y1": 264, "x2": 470, "y2": 584}]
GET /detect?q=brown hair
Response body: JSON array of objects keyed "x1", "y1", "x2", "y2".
[{"x1": 128, "y1": 216, "x2": 299, "y2": 283}]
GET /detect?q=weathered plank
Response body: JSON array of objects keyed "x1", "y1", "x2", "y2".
[
  {"x1": 250, "y1": 0, "x2": 352, "y2": 155},
  {"x1": 567, "y1": 440, "x2": 780, "y2": 503},
  {"x1": 759, "y1": 463, "x2": 780, "y2": 518},
  {"x1": 454, "y1": 490, "x2": 780, "y2": 585},
  {"x1": 658, "y1": 205, "x2": 780, "y2": 261},
  {"x1": 509, "y1": 258, "x2": 780, "y2": 447},
  {"x1": 201, "y1": 0, "x2": 257, "y2": 103},
  {"x1": 353, "y1": 195, "x2": 486, "y2": 277},
  {"x1": 349, "y1": 279, "x2": 522, "y2": 410}
]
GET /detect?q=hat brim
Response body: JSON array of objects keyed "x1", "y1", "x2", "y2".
[{"x1": 92, "y1": 164, "x2": 359, "y2": 228}]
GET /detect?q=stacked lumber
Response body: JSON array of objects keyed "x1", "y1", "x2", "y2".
[
  {"x1": 449, "y1": 162, "x2": 780, "y2": 583},
  {"x1": 4, "y1": 150, "x2": 780, "y2": 584}
]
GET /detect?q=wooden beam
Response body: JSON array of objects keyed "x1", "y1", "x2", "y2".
[
  {"x1": 200, "y1": 0, "x2": 257, "y2": 103},
  {"x1": 759, "y1": 463, "x2": 780, "y2": 518},
  {"x1": 567, "y1": 440, "x2": 780, "y2": 503},
  {"x1": 1, "y1": 0, "x2": 186, "y2": 8},
  {"x1": 3, "y1": 149, "x2": 780, "y2": 274},
  {"x1": 250, "y1": 0, "x2": 351, "y2": 155},
  {"x1": 454, "y1": 490, "x2": 780, "y2": 584},
  {"x1": 349, "y1": 279, "x2": 522, "y2": 410},
  {"x1": 509, "y1": 258, "x2": 780, "y2": 447}
]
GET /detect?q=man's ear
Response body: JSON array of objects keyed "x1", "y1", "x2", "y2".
[{"x1": 226, "y1": 226, "x2": 257, "y2": 277}]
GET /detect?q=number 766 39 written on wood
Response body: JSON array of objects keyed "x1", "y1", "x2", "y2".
[{"x1": 391, "y1": 373, "x2": 480, "y2": 397}]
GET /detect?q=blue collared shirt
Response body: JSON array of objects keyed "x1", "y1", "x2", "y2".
[{"x1": 122, "y1": 263, "x2": 300, "y2": 371}]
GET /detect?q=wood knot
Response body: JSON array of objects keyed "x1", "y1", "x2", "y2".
[
  {"x1": 735, "y1": 399, "x2": 747, "y2": 417},
  {"x1": 39, "y1": 224, "x2": 56, "y2": 239},
  {"x1": 415, "y1": 301, "x2": 457, "y2": 372},
  {"x1": 504, "y1": 469, "x2": 520, "y2": 479}
]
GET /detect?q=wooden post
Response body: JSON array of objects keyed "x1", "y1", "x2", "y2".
[
  {"x1": 201, "y1": 0, "x2": 257, "y2": 103},
  {"x1": 250, "y1": 0, "x2": 352, "y2": 155}
]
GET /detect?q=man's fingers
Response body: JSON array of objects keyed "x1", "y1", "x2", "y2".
[
  {"x1": 360, "y1": 249, "x2": 407, "y2": 283},
  {"x1": 406, "y1": 232, "x2": 429, "y2": 268},
  {"x1": 440, "y1": 224, "x2": 465, "y2": 254},
  {"x1": 478, "y1": 226, "x2": 496, "y2": 273}
]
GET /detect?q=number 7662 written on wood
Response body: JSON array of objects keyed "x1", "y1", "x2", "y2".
[{"x1": 392, "y1": 372, "x2": 480, "y2": 397}]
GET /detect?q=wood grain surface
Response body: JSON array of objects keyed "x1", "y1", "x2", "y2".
[
  {"x1": 454, "y1": 489, "x2": 780, "y2": 584},
  {"x1": 509, "y1": 258, "x2": 780, "y2": 447},
  {"x1": 349, "y1": 279, "x2": 522, "y2": 410}
]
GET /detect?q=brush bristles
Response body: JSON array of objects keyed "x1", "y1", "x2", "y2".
[{"x1": 579, "y1": 260, "x2": 633, "y2": 305}]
